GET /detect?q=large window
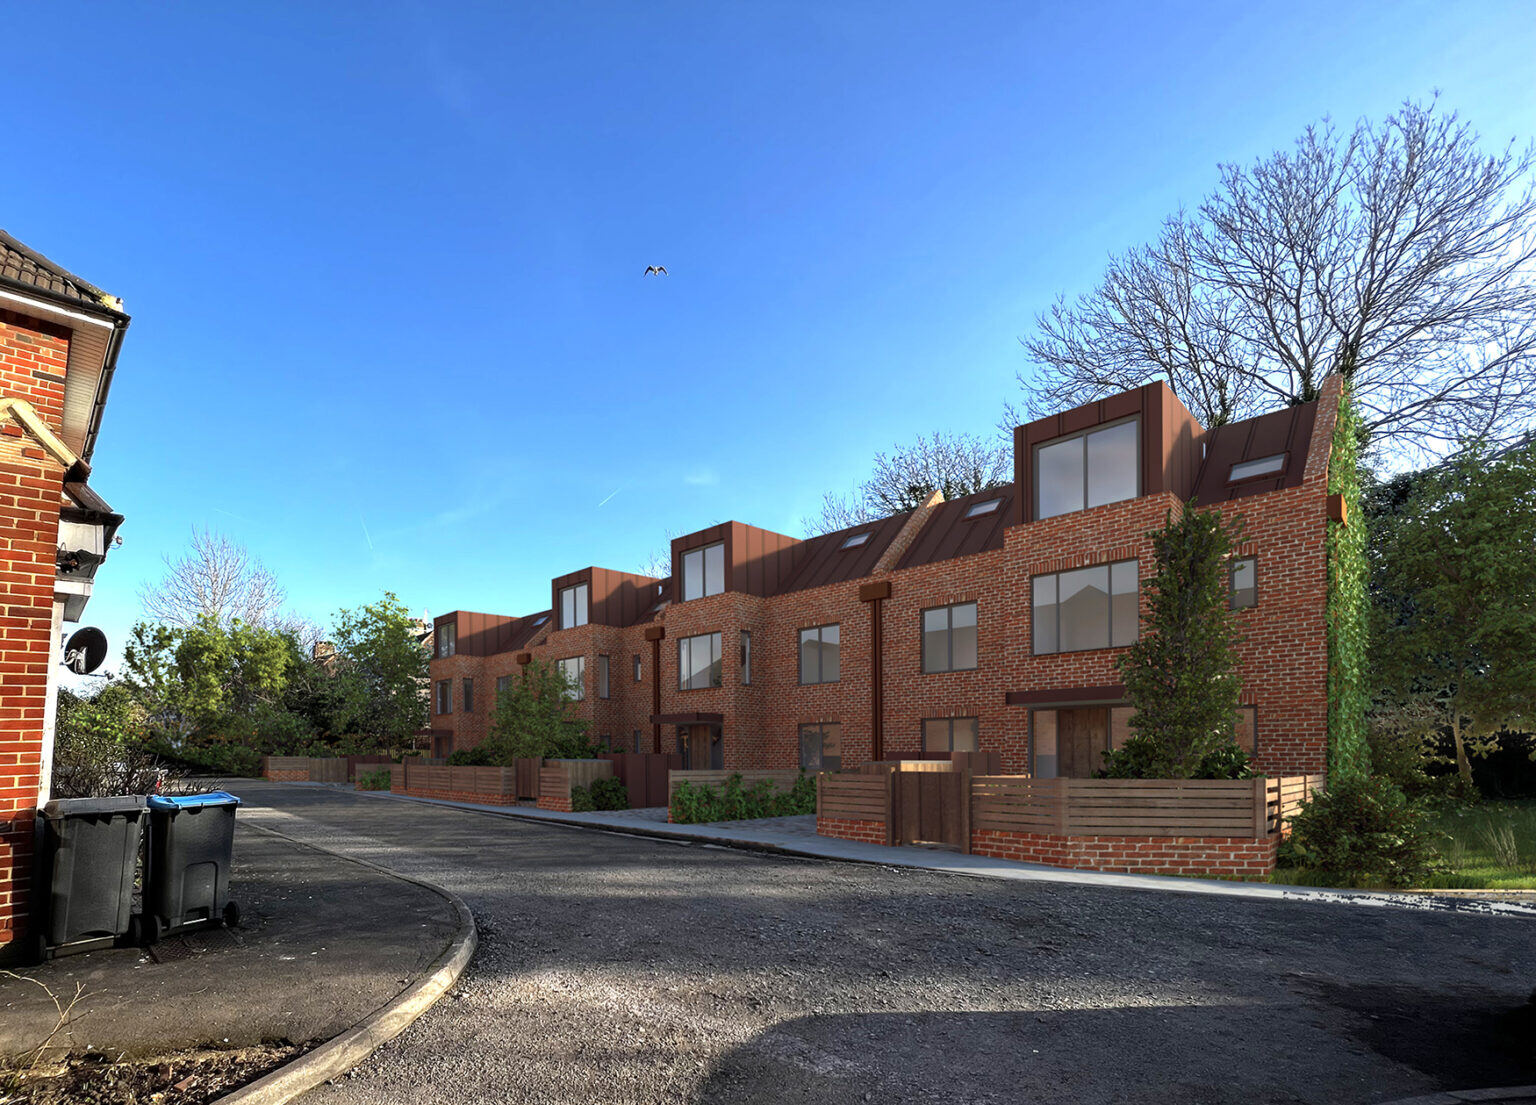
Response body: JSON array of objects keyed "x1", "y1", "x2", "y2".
[
  {"x1": 922, "y1": 602, "x2": 978, "y2": 673},
  {"x1": 598, "y1": 655, "x2": 611, "y2": 699},
  {"x1": 741, "y1": 631, "x2": 752, "y2": 684},
  {"x1": 798, "y1": 624, "x2": 840, "y2": 684},
  {"x1": 1032, "y1": 560, "x2": 1138, "y2": 654},
  {"x1": 557, "y1": 656, "x2": 585, "y2": 700},
  {"x1": 559, "y1": 583, "x2": 589, "y2": 629},
  {"x1": 435, "y1": 679, "x2": 452, "y2": 715},
  {"x1": 922, "y1": 717, "x2": 979, "y2": 753},
  {"x1": 436, "y1": 622, "x2": 456, "y2": 658},
  {"x1": 680, "y1": 541, "x2": 726, "y2": 601},
  {"x1": 1035, "y1": 418, "x2": 1139, "y2": 519},
  {"x1": 678, "y1": 632, "x2": 723, "y2": 690},
  {"x1": 1230, "y1": 557, "x2": 1257, "y2": 610},
  {"x1": 462, "y1": 678, "x2": 474, "y2": 713},
  {"x1": 799, "y1": 723, "x2": 842, "y2": 771}
]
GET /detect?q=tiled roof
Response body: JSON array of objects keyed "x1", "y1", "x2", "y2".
[{"x1": 0, "y1": 229, "x2": 125, "y2": 317}]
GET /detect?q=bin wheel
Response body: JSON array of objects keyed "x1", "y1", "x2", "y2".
[
  {"x1": 222, "y1": 901, "x2": 240, "y2": 928},
  {"x1": 33, "y1": 934, "x2": 50, "y2": 964},
  {"x1": 126, "y1": 915, "x2": 142, "y2": 946},
  {"x1": 140, "y1": 914, "x2": 164, "y2": 947}
]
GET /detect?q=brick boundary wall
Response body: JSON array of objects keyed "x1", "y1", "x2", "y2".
[
  {"x1": 394, "y1": 786, "x2": 520, "y2": 806},
  {"x1": 537, "y1": 795, "x2": 574, "y2": 812},
  {"x1": 816, "y1": 816, "x2": 887, "y2": 845},
  {"x1": 970, "y1": 829, "x2": 1279, "y2": 880},
  {"x1": 263, "y1": 770, "x2": 310, "y2": 783}
]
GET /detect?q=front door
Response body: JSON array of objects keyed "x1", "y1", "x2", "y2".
[
  {"x1": 678, "y1": 724, "x2": 721, "y2": 769},
  {"x1": 1058, "y1": 707, "x2": 1109, "y2": 778}
]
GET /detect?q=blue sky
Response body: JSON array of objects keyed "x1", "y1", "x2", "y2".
[{"x1": 9, "y1": 1, "x2": 1536, "y2": 668}]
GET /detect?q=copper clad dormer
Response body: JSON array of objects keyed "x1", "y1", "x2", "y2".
[
  {"x1": 1013, "y1": 381, "x2": 1204, "y2": 525},
  {"x1": 549, "y1": 567, "x2": 666, "y2": 629},
  {"x1": 670, "y1": 522, "x2": 804, "y2": 600}
]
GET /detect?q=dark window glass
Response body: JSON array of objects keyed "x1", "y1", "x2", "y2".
[
  {"x1": 678, "y1": 632, "x2": 723, "y2": 690},
  {"x1": 496, "y1": 674, "x2": 511, "y2": 700},
  {"x1": 1032, "y1": 560, "x2": 1138, "y2": 654},
  {"x1": 798, "y1": 624, "x2": 840, "y2": 684},
  {"x1": 741, "y1": 631, "x2": 752, "y2": 684},
  {"x1": 559, "y1": 583, "x2": 589, "y2": 629},
  {"x1": 557, "y1": 657, "x2": 585, "y2": 700},
  {"x1": 922, "y1": 602, "x2": 978, "y2": 673},
  {"x1": 1230, "y1": 557, "x2": 1257, "y2": 609},
  {"x1": 633, "y1": 654, "x2": 643, "y2": 681},
  {"x1": 1235, "y1": 706, "x2": 1257, "y2": 753},
  {"x1": 436, "y1": 623, "x2": 456, "y2": 658},
  {"x1": 681, "y1": 542, "x2": 726, "y2": 601},
  {"x1": 1036, "y1": 418, "x2": 1140, "y2": 519},
  {"x1": 922, "y1": 717, "x2": 979, "y2": 753},
  {"x1": 462, "y1": 678, "x2": 473, "y2": 713},
  {"x1": 798, "y1": 723, "x2": 842, "y2": 771},
  {"x1": 435, "y1": 679, "x2": 452, "y2": 715},
  {"x1": 598, "y1": 655, "x2": 610, "y2": 699}
]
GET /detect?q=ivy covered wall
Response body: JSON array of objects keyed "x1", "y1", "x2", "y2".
[{"x1": 1326, "y1": 390, "x2": 1371, "y2": 782}]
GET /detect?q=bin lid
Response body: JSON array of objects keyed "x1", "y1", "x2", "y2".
[
  {"x1": 42, "y1": 795, "x2": 147, "y2": 818},
  {"x1": 146, "y1": 791, "x2": 242, "y2": 811}
]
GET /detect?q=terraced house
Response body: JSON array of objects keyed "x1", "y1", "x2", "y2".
[{"x1": 430, "y1": 374, "x2": 1348, "y2": 781}]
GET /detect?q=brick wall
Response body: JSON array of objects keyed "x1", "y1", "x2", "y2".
[
  {"x1": 970, "y1": 829, "x2": 1279, "y2": 880},
  {"x1": 815, "y1": 816, "x2": 887, "y2": 845},
  {"x1": 0, "y1": 310, "x2": 72, "y2": 951}
]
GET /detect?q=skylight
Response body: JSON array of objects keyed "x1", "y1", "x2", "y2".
[
  {"x1": 964, "y1": 498, "x2": 1002, "y2": 519},
  {"x1": 532, "y1": 615, "x2": 548, "y2": 626},
  {"x1": 839, "y1": 531, "x2": 871, "y2": 549},
  {"x1": 1228, "y1": 454, "x2": 1286, "y2": 482}
]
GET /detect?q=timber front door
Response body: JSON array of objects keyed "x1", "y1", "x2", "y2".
[
  {"x1": 1032, "y1": 706, "x2": 1132, "y2": 778},
  {"x1": 677, "y1": 724, "x2": 724, "y2": 769}
]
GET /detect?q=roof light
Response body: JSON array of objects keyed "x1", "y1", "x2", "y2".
[
  {"x1": 964, "y1": 498, "x2": 1002, "y2": 519},
  {"x1": 1229, "y1": 454, "x2": 1286, "y2": 482},
  {"x1": 838, "y1": 531, "x2": 871, "y2": 549}
]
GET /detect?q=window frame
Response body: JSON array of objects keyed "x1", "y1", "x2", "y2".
[
  {"x1": 495, "y1": 674, "x2": 511, "y2": 701},
  {"x1": 677, "y1": 631, "x2": 723, "y2": 691},
  {"x1": 964, "y1": 498, "x2": 1002, "y2": 519},
  {"x1": 1033, "y1": 414, "x2": 1141, "y2": 520},
  {"x1": 1235, "y1": 705, "x2": 1258, "y2": 754},
  {"x1": 436, "y1": 622, "x2": 456, "y2": 658},
  {"x1": 797, "y1": 623, "x2": 841, "y2": 685},
  {"x1": 558, "y1": 582, "x2": 590, "y2": 629},
  {"x1": 462, "y1": 677, "x2": 474, "y2": 713},
  {"x1": 838, "y1": 531, "x2": 871, "y2": 549},
  {"x1": 921, "y1": 601, "x2": 979, "y2": 674},
  {"x1": 921, "y1": 716, "x2": 980, "y2": 753},
  {"x1": 435, "y1": 679, "x2": 452, "y2": 715},
  {"x1": 556, "y1": 656, "x2": 585, "y2": 700},
  {"x1": 1229, "y1": 556, "x2": 1258, "y2": 610},
  {"x1": 1228, "y1": 453, "x2": 1287, "y2": 483},
  {"x1": 741, "y1": 630, "x2": 752, "y2": 684},
  {"x1": 798, "y1": 722, "x2": 843, "y2": 771},
  {"x1": 1031, "y1": 559, "x2": 1139, "y2": 655},
  {"x1": 680, "y1": 541, "x2": 726, "y2": 601},
  {"x1": 633, "y1": 654, "x2": 643, "y2": 682},
  {"x1": 598, "y1": 654, "x2": 611, "y2": 699}
]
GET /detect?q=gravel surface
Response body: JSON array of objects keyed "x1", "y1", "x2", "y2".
[{"x1": 236, "y1": 782, "x2": 1536, "y2": 1105}]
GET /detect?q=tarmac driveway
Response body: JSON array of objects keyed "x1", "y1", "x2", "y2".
[{"x1": 235, "y1": 781, "x2": 1536, "y2": 1105}]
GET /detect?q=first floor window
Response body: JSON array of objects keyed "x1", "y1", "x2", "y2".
[
  {"x1": 633, "y1": 654, "x2": 642, "y2": 682},
  {"x1": 496, "y1": 674, "x2": 511, "y2": 699},
  {"x1": 799, "y1": 723, "x2": 842, "y2": 771},
  {"x1": 1235, "y1": 706, "x2": 1257, "y2": 753},
  {"x1": 557, "y1": 656, "x2": 585, "y2": 700},
  {"x1": 922, "y1": 602, "x2": 978, "y2": 673},
  {"x1": 741, "y1": 631, "x2": 752, "y2": 684},
  {"x1": 462, "y1": 678, "x2": 474, "y2": 713},
  {"x1": 598, "y1": 655, "x2": 611, "y2": 698},
  {"x1": 435, "y1": 679, "x2": 452, "y2": 715},
  {"x1": 1230, "y1": 557, "x2": 1257, "y2": 609},
  {"x1": 921, "y1": 717, "x2": 978, "y2": 754},
  {"x1": 798, "y1": 624, "x2": 840, "y2": 684},
  {"x1": 1032, "y1": 560, "x2": 1138, "y2": 654},
  {"x1": 678, "y1": 632, "x2": 723, "y2": 690}
]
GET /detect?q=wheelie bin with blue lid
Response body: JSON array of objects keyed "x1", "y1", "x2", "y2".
[{"x1": 134, "y1": 791, "x2": 241, "y2": 945}]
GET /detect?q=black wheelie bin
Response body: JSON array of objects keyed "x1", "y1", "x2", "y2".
[
  {"x1": 36, "y1": 795, "x2": 148, "y2": 960},
  {"x1": 136, "y1": 791, "x2": 241, "y2": 944}
]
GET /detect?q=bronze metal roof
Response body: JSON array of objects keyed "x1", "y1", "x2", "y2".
[
  {"x1": 895, "y1": 484, "x2": 1014, "y2": 570},
  {"x1": 1192, "y1": 401, "x2": 1317, "y2": 505},
  {"x1": 774, "y1": 511, "x2": 914, "y2": 595}
]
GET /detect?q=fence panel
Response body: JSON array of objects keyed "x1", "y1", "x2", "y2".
[
  {"x1": 970, "y1": 776, "x2": 1066, "y2": 834},
  {"x1": 1266, "y1": 774, "x2": 1325, "y2": 834},
  {"x1": 306, "y1": 758, "x2": 347, "y2": 784},
  {"x1": 1062, "y1": 778, "x2": 1259, "y2": 837},
  {"x1": 514, "y1": 758, "x2": 542, "y2": 800},
  {"x1": 817, "y1": 773, "x2": 891, "y2": 824},
  {"x1": 893, "y1": 770, "x2": 969, "y2": 852}
]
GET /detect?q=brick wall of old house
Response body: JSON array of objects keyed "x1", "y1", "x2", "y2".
[{"x1": 0, "y1": 310, "x2": 71, "y2": 950}]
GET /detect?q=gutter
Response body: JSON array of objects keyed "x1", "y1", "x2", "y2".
[{"x1": 81, "y1": 313, "x2": 129, "y2": 464}]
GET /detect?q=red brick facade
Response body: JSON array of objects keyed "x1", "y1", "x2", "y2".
[
  {"x1": 431, "y1": 378, "x2": 1343, "y2": 782},
  {"x1": 968, "y1": 829, "x2": 1279, "y2": 880}
]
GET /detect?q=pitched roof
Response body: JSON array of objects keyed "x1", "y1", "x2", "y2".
[
  {"x1": 0, "y1": 229, "x2": 126, "y2": 318},
  {"x1": 895, "y1": 484, "x2": 1014, "y2": 570},
  {"x1": 1191, "y1": 401, "x2": 1317, "y2": 505},
  {"x1": 774, "y1": 511, "x2": 915, "y2": 595}
]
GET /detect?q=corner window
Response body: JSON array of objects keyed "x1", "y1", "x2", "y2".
[
  {"x1": 462, "y1": 678, "x2": 474, "y2": 713},
  {"x1": 964, "y1": 498, "x2": 1002, "y2": 519},
  {"x1": 922, "y1": 717, "x2": 979, "y2": 753},
  {"x1": 598, "y1": 655, "x2": 611, "y2": 699},
  {"x1": 436, "y1": 623, "x2": 456, "y2": 658},
  {"x1": 798, "y1": 624, "x2": 840, "y2": 685},
  {"x1": 741, "y1": 631, "x2": 752, "y2": 684},
  {"x1": 1235, "y1": 706, "x2": 1257, "y2": 753},
  {"x1": 1035, "y1": 417, "x2": 1139, "y2": 519},
  {"x1": 799, "y1": 723, "x2": 842, "y2": 771},
  {"x1": 1229, "y1": 454, "x2": 1286, "y2": 482},
  {"x1": 633, "y1": 654, "x2": 642, "y2": 682},
  {"x1": 678, "y1": 632, "x2": 723, "y2": 690},
  {"x1": 559, "y1": 583, "x2": 589, "y2": 629},
  {"x1": 838, "y1": 531, "x2": 871, "y2": 549},
  {"x1": 681, "y1": 541, "x2": 726, "y2": 601},
  {"x1": 1230, "y1": 557, "x2": 1257, "y2": 609},
  {"x1": 556, "y1": 656, "x2": 585, "y2": 700},
  {"x1": 1032, "y1": 560, "x2": 1138, "y2": 654},
  {"x1": 921, "y1": 602, "x2": 978, "y2": 673},
  {"x1": 435, "y1": 679, "x2": 452, "y2": 715}
]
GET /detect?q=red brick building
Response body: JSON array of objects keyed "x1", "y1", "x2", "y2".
[
  {"x1": 0, "y1": 231, "x2": 128, "y2": 958},
  {"x1": 430, "y1": 376, "x2": 1345, "y2": 782}
]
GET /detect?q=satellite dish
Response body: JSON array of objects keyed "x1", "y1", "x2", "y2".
[{"x1": 62, "y1": 627, "x2": 108, "y2": 675}]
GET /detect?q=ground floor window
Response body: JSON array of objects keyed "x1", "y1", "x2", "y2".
[
  {"x1": 1030, "y1": 705, "x2": 1133, "y2": 778},
  {"x1": 921, "y1": 717, "x2": 979, "y2": 754},
  {"x1": 798, "y1": 723, "x2": 842, "y2": 771},
  {"x1": 633, "y1": 729, "x2": 644, "y2": 753},
  {"x1": 435, "y1": 679, "x2": 452, "y2": 715}
]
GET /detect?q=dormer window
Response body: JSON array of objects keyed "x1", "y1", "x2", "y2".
[
  {"x1": 436, "y1": 622, "x2": 456, "y2": 658},
  {"x1": 681, "y1": 541, "x2": 725, "y2": 601},
  {"x1": 964, "y1": 498, "x2": 1002, "y2": 519},
  {"x1": 1229, "y1": 454, "x2": 1286, "y2": 482},
  {"x1": 1035, "y1": 417, "x2": 1139, "y2": 520},
  {"x1": 559, "y1": 583, "x2": 589, "y2": 629},
  {"x1": 838, "y1": 531, "x2": 871, "y2": 550}
]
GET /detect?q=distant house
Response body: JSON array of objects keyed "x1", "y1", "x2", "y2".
[
  {"x1": 0, "y1": 230, "x2": 129, "y2": 960},
  {"x1": 428, "y1": 378, "x2": 1347, "y2": 777}
]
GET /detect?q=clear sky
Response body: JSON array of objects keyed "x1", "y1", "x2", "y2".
[{"x1": 9, "y1": 1, "x2": 1536, "y2": 670}]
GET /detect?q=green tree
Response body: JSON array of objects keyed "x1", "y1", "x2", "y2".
[
  {"x1": 329, "y1": 592, "x2": 429, "y2": 751},
  {"x1": 475, "y1": 659, "x2": 590, "y2": 763},
  {"x1": 1112, "y1": 504, "x2": 1246, "y2": 778},
  {"x1": 1370, "y1": 437, "x2": 1536, "y2": 788}
]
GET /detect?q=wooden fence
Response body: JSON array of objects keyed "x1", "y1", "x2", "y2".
[
  {"x1": 600, "y1": 752, "x2": 683, "y2": 808},
  {"x1": 858, "y1": 751, "x2": 1002, "y2": 775},
  {"x1": 262, "y1": 755, "x2": 391, "y2": 783},
  {"x1": 817, "y1": 773, "x2": 895, "y2": 843}
]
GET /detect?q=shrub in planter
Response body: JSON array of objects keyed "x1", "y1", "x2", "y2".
[
  {"x1": 571, "y1": 777, "x2": 629, "y2": 812},
  {"x1": 357, "y1": 768, "x2": 392, "y2": 791},
  {"x1": 669, "y1": 773, "x2": 815, "y2": 824},
  {"x1": 1280, "y1": 773, "x2": 1443, "y2": 887},
  {"x1": 446, "y1": 747, "x2": 493, "y2": 766},
  {"x1": 1102, "y1": 734, "x2": 1255, "y2": 780}
]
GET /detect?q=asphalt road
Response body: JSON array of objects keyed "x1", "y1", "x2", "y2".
[{"x1": 235, "y1": 781, "x2": 1536, "y2": 1105}]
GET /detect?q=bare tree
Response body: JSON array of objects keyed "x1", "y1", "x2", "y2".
[
  {"x1": 638, "y1": 528, "x2": 679, "y2": 580},
  {"x1": 803, "y1": 431, "x2": 1011, "y2": 535},
  {"x1": 139, "y1": 527, "x2": 288, "y2": 629},
  {"x1": 1013, "y1": 99, "x2": 1536, "y2": 460}
]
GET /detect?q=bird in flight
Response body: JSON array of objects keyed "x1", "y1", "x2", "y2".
[{"x1": 644, "y1": 265, "x2": 668, "y2": 276}]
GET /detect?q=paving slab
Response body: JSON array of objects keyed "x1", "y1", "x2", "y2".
[{"x1": 0, "y1": 821, "x2": 461, "y2": 1062}]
